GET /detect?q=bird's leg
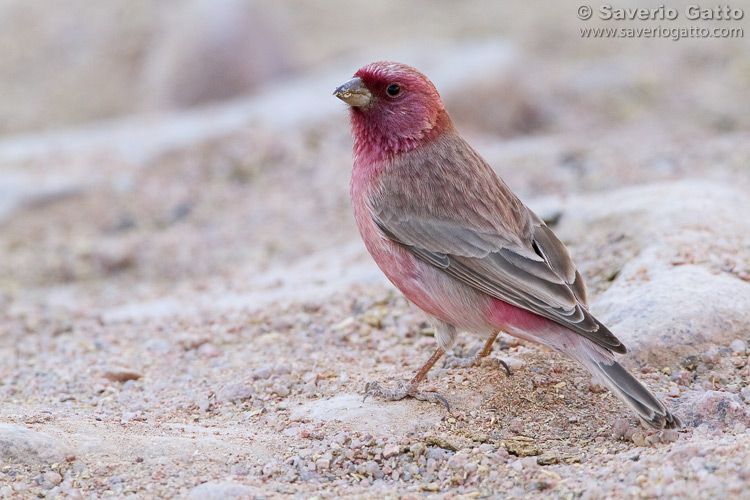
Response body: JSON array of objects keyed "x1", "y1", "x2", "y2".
[
  {"x1": 443, "y1": 331, "x2": 511, "y2": 376},
  {"x1": 363, "y1": 346, "x2": 450, "y2": 411}
]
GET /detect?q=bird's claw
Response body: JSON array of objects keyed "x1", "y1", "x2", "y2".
[
  {"x1": 443, "y1": 354, "x2": 512, "y2": 377},
  {"x1": 362, "y1": 381, "x2": 450, "y2": 412},
  {"x1": 494, "y1": 358, "x2": 512, "y2": 377}
]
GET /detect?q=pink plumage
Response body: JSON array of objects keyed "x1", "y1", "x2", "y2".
[{"x1": 335, "y1": 61, "x2": 680, "y2": 429}]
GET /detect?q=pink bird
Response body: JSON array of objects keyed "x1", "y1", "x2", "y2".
[{"x1": 334, "y1": 61, "x2": 680, "y2": 429}]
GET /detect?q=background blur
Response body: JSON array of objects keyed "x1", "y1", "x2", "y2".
[
  {"x1": 0, "y1": 0, "x2": 747, "y2": 298},
  {"x1": 1, "y1": 0, "x2": 748, "y2": 135}
]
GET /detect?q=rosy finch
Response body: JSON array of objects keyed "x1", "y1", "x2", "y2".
[{"x1": 334, "y1": 61, "x2": 680, "y2": 429}]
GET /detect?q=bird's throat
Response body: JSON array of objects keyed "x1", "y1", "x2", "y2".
[{"x1": 350, "y1": 108, "x2": 453, "y2": 164}]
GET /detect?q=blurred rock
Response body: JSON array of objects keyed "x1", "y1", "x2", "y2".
[
  {"x1": 445, "y1": 60, "x2": 549, "y2": 137},
  {"x1": 678, "y1": 390, "x2": 750, "y2": 430},
  {"x1": 0, "y1": 0, "x2": 289, "y2": 134},
  {"x1": 0, "y1": 424, "x2": 69, "y2": 466},
  {"x1": 187, "y1": 482, "x2": 261, "y2": 500},
  {"x1": 140, "y1": 0, "x2": 290, "y2": 110},
  {"x1": 102, "y1": 367, "x2": 143, "y2": 383},
  {"x1": 216, "y1": 382, "x2": 255, "y2": 403}
]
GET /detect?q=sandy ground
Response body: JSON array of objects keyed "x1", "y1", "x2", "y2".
[{"x1": 2, "y1": 2, "x2": 750, "y2": 499}]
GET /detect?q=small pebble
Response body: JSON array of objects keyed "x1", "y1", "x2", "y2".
[
  {"x1": 425, "y1": 448, "x2": 447, "y2": 461},
  {"x1": 409, "y1": 443, "x2": 425, "y2": 456},
  {"x1": 631, "y1": 430, "x2": 647, "y2": 447},
  {"x1": 740, "y1": 386, "x2": 750, "y2": 403},
  {"x1": 536, "y1": 452, "x2": 559, "y2": 466},
  {"x1": 252, "y1": 367, "x2": 272, "y2": 379},
  {"x1": 611, "y1": 418, "x2": 630, "y2": 440},
  {"x1": 332, "y1": 432, "x2": 349, "y2": 446},
  {"x1": 661, "y1": 430, "x2": 679, "y2": 443},
  {"x1": 273, "y1": 363, "x2": 291, "y2": 375},
  {"x1": 730, "y1": 339, "x2": 747, "y2": 354},
  {"x1": 382, "y1": 444, "x2": 399, "y2": 459},
  {"x1": 197, "y1": 343, "x2": 220, "y2": 358},
  {"x1": 216, "y1": 383, "x2": 255, "y2": 403},
  {"x1": 702, "y1": 348, "x2": 720, "y2": 364},
  {"x1": 681, "y1": 355, "x2": 699, "y2": 371},
  {"x1": 589, "y1": 377, "x2": 607, "y2": 393},
  {"x1": 102, "y1": 367, "x2": 142, "y2": 383},
  {"x1": 362, "y1": 461, "x2": 379, "y2": 477},
  {"x1": 478, "y1": 443, "x2": 494, "y2": 454},
  {"x1": 424, "y1": 435, "x2": 458, "y2": 451},
  {"x1": 303, "y1": 381, "x2": 317, "y2": 396},
  {"x1": 271, "y1": 384, "x2": 290, "y2": 397}
]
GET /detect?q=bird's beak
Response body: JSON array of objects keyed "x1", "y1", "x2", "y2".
[{"x1": 333, "y1": 77, "x2": 372, "y2": 108}]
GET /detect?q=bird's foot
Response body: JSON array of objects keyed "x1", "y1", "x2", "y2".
[
  {"x1": 363, "y1": 381, "x2": 450, "y2": 412},
  {"x1": 443, "y1": 352, "x2": 512, "y2": 376}
]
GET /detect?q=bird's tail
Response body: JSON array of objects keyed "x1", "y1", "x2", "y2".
[{"x1": 582, "y1": 356, "x2": 682, "y2": 429}]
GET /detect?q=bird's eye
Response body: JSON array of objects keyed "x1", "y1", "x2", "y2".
[{"x1": 386, "y1": 84, "x2": 402, "y2": 97}]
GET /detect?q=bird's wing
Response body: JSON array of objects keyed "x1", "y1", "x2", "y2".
[{"x1": 370, "y1": 134, "x2": 625, "y2": 354}]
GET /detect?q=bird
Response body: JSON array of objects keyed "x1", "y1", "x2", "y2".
[{"x1": 333, "y1": 61, "x2": 681, "y2": 429}]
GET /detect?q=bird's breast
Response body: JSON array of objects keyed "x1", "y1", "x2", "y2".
[{"x1": 349, "y1": 177, "x2": 496, "y2": 335}]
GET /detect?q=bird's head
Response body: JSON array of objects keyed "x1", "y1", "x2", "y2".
[{"x1": 334, "y1": 62, "x2": 451, "y2": 160}]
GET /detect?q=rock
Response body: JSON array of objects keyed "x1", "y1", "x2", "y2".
[
  {"x1": 537, "y1": 452, "x2": 560, "y2": 465},
  {"x1": 425, "y1": 447, "x2": 448, "y2": 461},
  {"x1": 631, "y1": 430, "x2": 647, "y2": 447},
  {"x1": 730, "y1": 339, "x2": 747, "y2": 354},
  {"x1": 215, "y1": 382, "x2": 255, "y2": 403},
  {"x1": 556, "y1": 182, "x2": 750, "y2": 368},
  {"x1": 272, "y1": 363, "x2": 291, "y2": 375},
  {"x1": 0, "y1": 424, "x2": 69, "y2": 466},
  {"x1": 679, "y1": 390, "x2": 750, "y2": 430},
  {"x1": 611, "y1": 418, "x2": 631, "y2": 440},
  {"x1": 409, "y1": 443, "x2": 425, "y2": 456},
  {"x1": 382, "y1": 443, "x2": 400, "y2": 459},
  {"x1": 43, "y1": 471, "x2": 62, "y2": 486},
  {"x1": 187, "y1": 482, "x2": 262, "y2": 500},
  {"x1": 360, "y1": 306, "x2": 388, "y2": 328},
  {"x1": 0, "y1": 1, "x2": 290, "y2": 134},
  {"x1": 425, "y1": 435, "x2": 459, "y2": 452},
  {"x1": 661, "y1": 430, "x2": 679, "y2": 443},
  {"x1": 271, "y1": 383, "x2": 290, "y2": 397},
  {"x1": 470, "y1": 432, "x2": 491, "y2": 443},
  {"x1": 197, "y1": 343, "x2": 220, "y2": 358},
  {"x1": 501, "y1": 436, "x2": 539, "y2": 457},
  {"x1": 597, "y1": 266, "x2": 750, "y2": 368},
  {"x1": 290, "y1": 395, "x2": 443, "y2": 437},
  {"x1": 101, "y1": 367, "x2": 142, "y2": 383},
  {"x1": 140, "y1": 0, "x2": 289, "y2": 110},
  {"x1": 331, "y1": 432, "x2": 349, "y2": 446},
  {"x1": 702, "y1": 348, "x2": 720, "y2": 365},
  {"x1": 251, "y1": 366, "x2": 272, "y2": 380},
  {"x1": 361, "y1": 460, "x2": 380, "y2": 477},
  {"x1": 681, "y1": 356, "x2": 699, "y2": 371}
]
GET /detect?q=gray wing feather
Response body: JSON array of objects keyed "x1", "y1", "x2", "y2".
[{"x1": 374, "y1": 212, "x2": 625, "y2": 354}]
